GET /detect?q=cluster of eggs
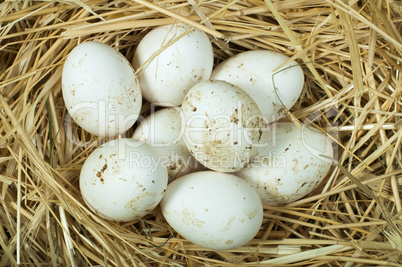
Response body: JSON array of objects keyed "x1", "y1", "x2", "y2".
[{"x1": 62, "y1": 24, "x2": 333, "y2": 251}]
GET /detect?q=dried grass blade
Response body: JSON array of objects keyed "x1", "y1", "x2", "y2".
[
  {"x1": 132, "y1": 0, "x2": 226, "y2": 40},
  {"x1": 264, "y1": 0, "x2": 333, "y2": 97},
  {"x1": 251, "y1": 244, "x2": 353, "y2": 265}
]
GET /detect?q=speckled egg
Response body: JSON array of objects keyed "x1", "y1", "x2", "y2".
[
  {"x1": 181, "y1": 80, "x2": 266, "y2": 172},
  {"x1": 62, "y1": 41, "x2": 142, "y2": 137},
  {"x1": 161, "y1": 171, "x2": 263, "y2": 250},
  {"x1": 133, "y1": 23, "x2": 214, "y2": 106},
  {"x1": 133, "y1": 107, "x2": 203, "y2": 182},
  {"x1": 236, "y1": 122, "x2": 333, "y2": 205},
  {"x1": 211, "y1": 50, "x2": 304, "y2": 123},
  {"x1": 80, "y1": 138, "x2": 168, "y2": 222}
]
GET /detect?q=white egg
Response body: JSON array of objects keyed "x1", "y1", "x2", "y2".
[
  {"x1": 161, "y1": 171, "x2": 263, "y2": 251},
  {"x1": 181, "y1": 80, "x2": 266, "y2": 172},
  {"x1": 210, "y1": 50, "x2": 304, "y2": 123},
  {"x1": 236, "y1": 122, "x2": 333, "y2": 205},
  {"x1": 133, "y1": 23, "x2": 214, "y2": 106},
  {"x1": 80, "y1": 138, "x2": 168, "y2": 222},
  {"x1": 62, "y1": 41, "x2": 142, "y2": 137},
  {"x1": 133, "y1": 107, "x2": 203, "y2": 182}
]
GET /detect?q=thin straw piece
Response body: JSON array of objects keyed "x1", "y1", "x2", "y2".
[{"x1": 249, "y1": 245, "x2": 353, "y2": 265}]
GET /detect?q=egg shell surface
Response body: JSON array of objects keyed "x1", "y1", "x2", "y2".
[
  {"x1": 62, "y1": 41, "x2": 142, "y2": 137},
  {"x1": 133, "y1": 23, "x2": 214, "y2": 106},
  {"x1": 80, "y1": 138, "x2": 168, "y2": 222},
  {"x1": 236, "y1": 122, "x2": 333, "y2": 205},
  {"x1": 133, "y1": 107, "x2": 203, "y2": 182},
  {"x1": 181, "y1": 80, "x2": 266, "y2": 172},
  {"x1": 161, "y1": 171, "x2": 263, "y2": 251},
  {"x1": 210, "y1": 50, "x2": 304, "y2": 123}
]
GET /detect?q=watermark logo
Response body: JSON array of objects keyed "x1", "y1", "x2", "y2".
[{"x1": 63, "y1": 99, "x2": 338, "y2": 169}]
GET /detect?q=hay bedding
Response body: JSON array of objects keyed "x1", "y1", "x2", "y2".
[{"x1": 0, "y1": 0, "x2": 401, "y2": 266}]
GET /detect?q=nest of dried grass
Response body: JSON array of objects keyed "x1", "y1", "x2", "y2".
[{"x1": 1, "y1": 0, "x2": 402, "y2": 266}]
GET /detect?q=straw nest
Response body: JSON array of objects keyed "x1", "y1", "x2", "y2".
[{"x1": 1, "y1": 0, "x2": 402, "y2": 266}]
